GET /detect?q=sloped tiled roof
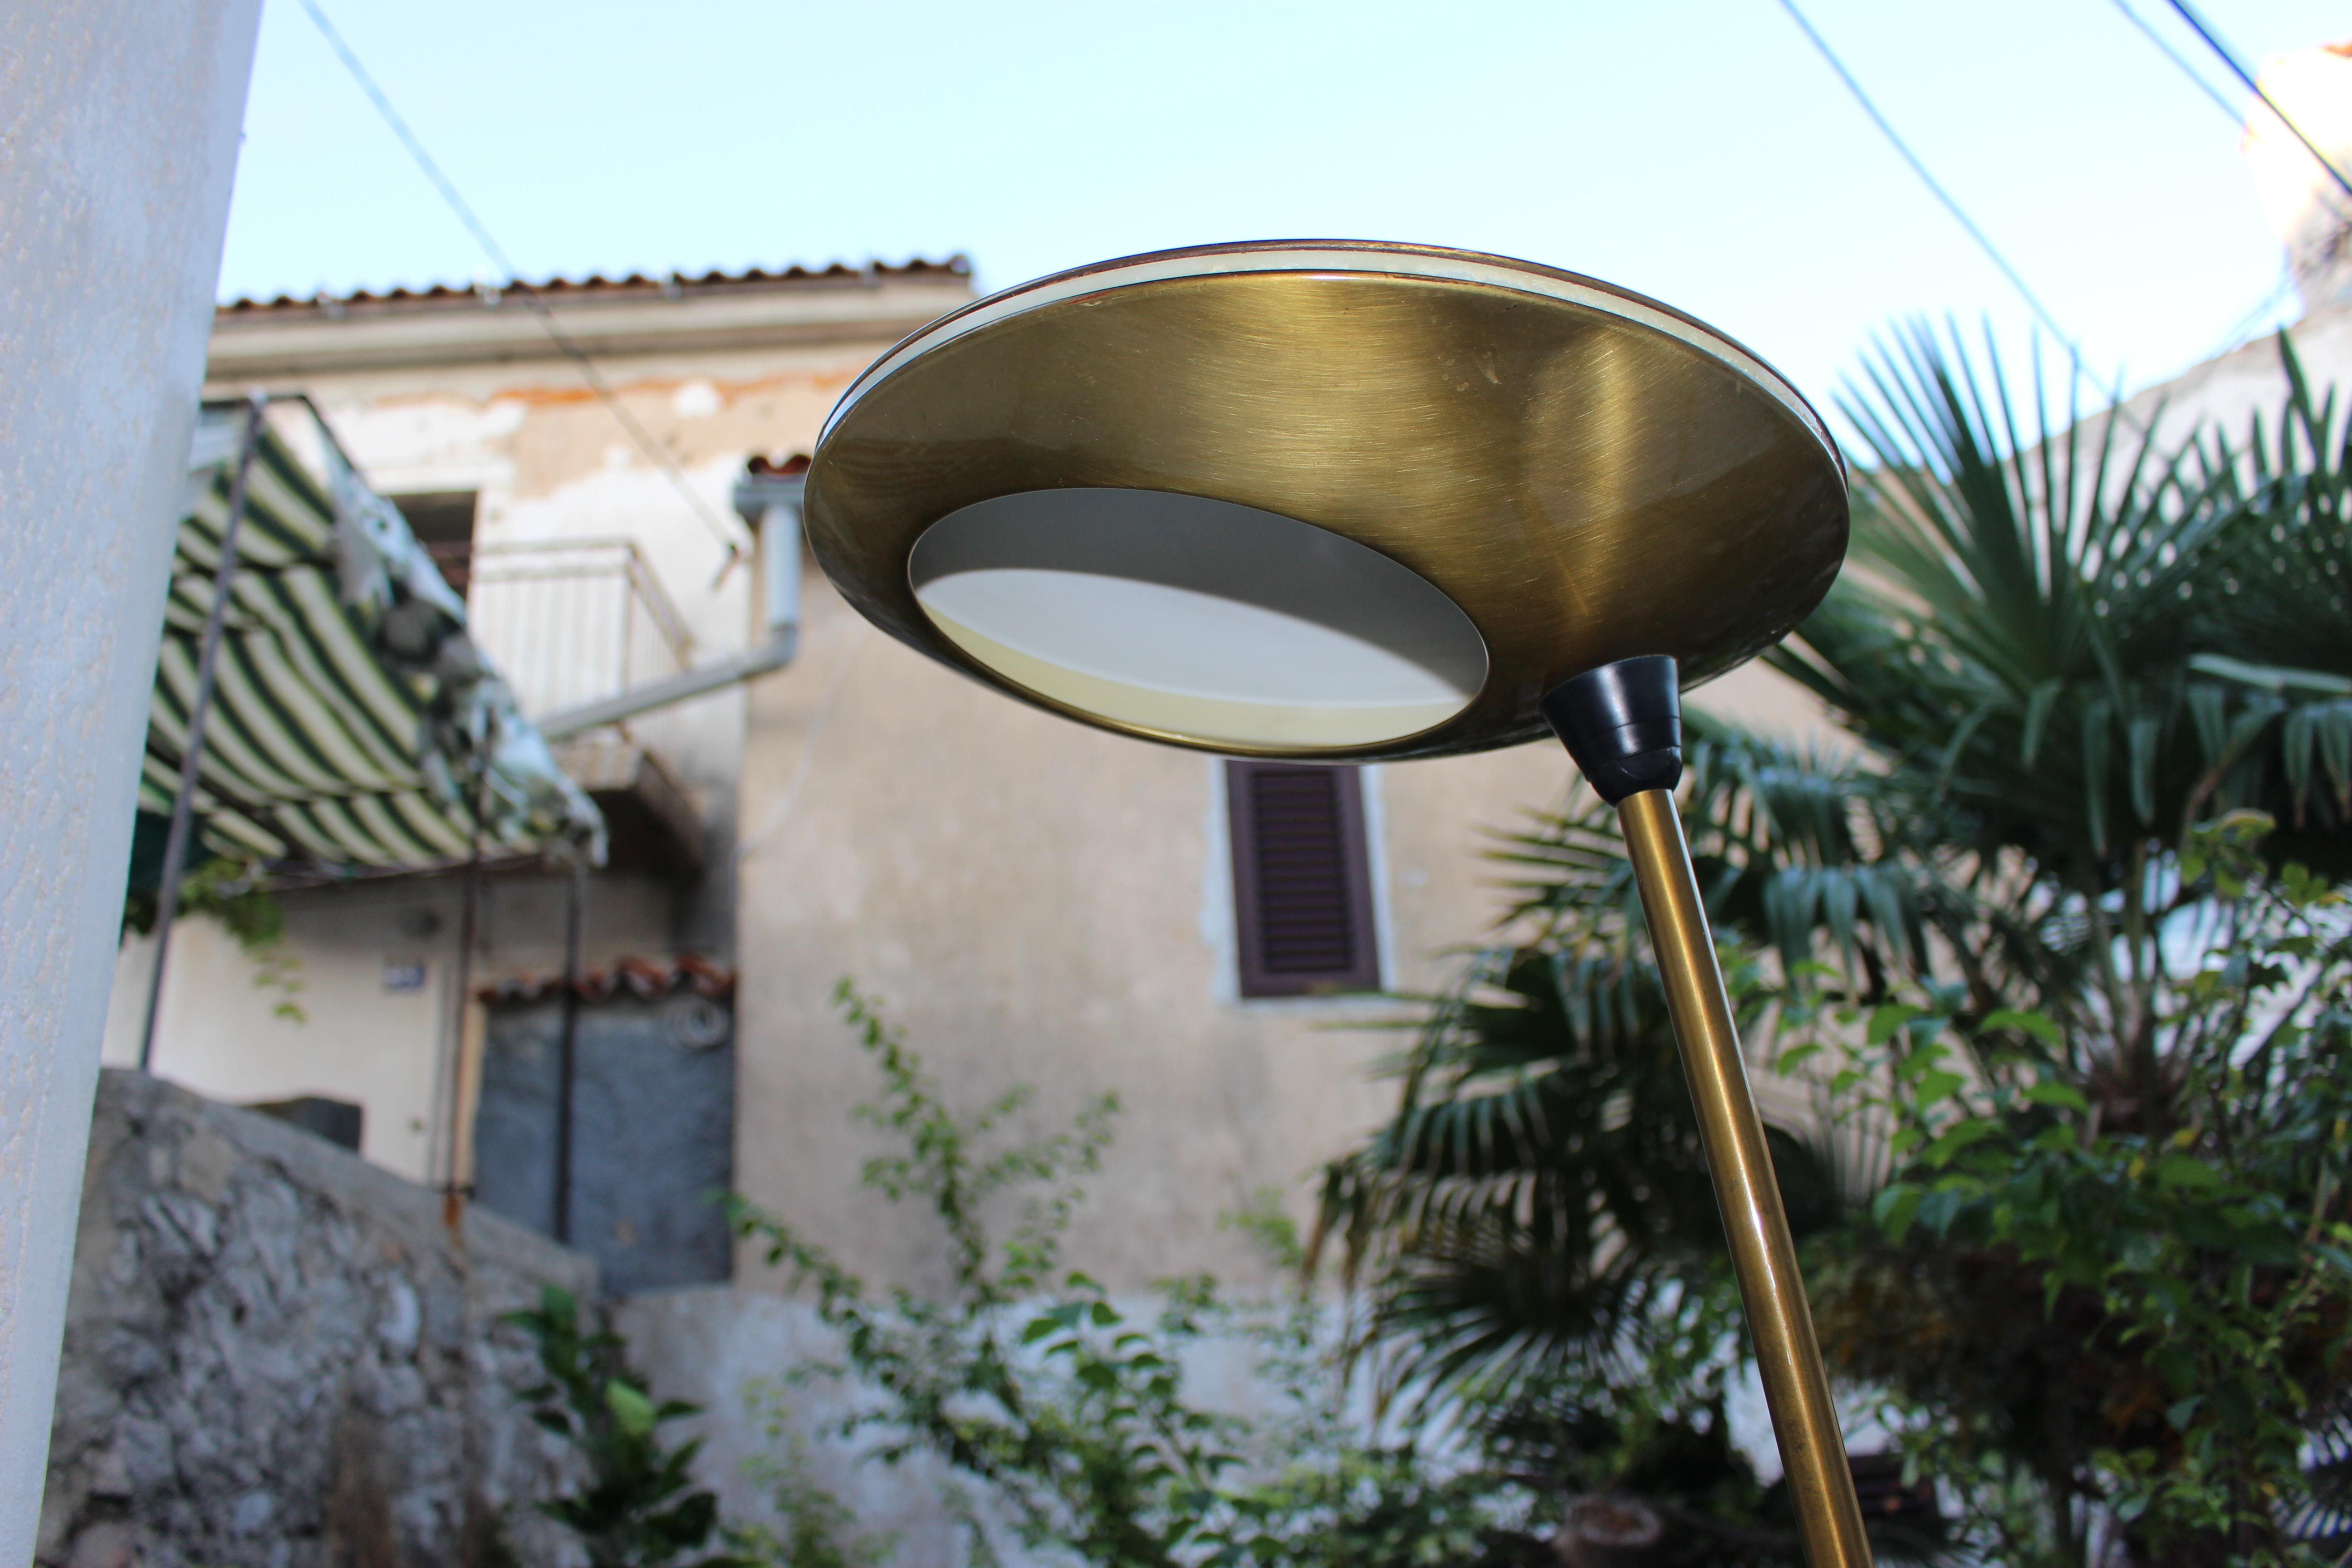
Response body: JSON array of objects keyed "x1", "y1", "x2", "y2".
[{"x1": 219, "y1": 257, "x2": 973, "y2": 319}]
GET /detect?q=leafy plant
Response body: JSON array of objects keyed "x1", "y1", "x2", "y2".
[
  {"x1": 724, "y1": 1381, "x2": 895, "y2": 1568},
  {"x1": 732, "y1": 980, "x2": 1237, "y2": 1568},
  {"x1": 507, "y1": 1285, "x2": 747, "y2": 1568},
  {"x1": 1802, "y1": 813, "x2": 2352, "y2": 1567},
  {"x1": 1323, "y1": 326, "x2": 2352, "y2": 1566},
  {"x1": 728, "y1": 980, "x2": 1551, "y2": 1568},
  {"x1": 1315, "y1": 931, "x2": 1837, "y2": 1405},
  {"x1": 122, "y1": 821, "x2": 306, "y2": 1022}
]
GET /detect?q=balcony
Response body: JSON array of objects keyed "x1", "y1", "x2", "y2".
[
  {"x1": 459, "y1": 540, "x2": 706, "y2": 876},
  {"x1": 463, "y1": 539, "x2": 693, "y2": 719}
]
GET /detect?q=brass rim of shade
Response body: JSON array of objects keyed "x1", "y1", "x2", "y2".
[{"x1": 804, "y1": 239, "x2": 1850, "y2": 762}]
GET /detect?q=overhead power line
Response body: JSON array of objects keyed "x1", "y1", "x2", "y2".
[
  {"x1": 2098, "y1": 0, "x2": 2323, "y2": 368},
  {"x1": 1774, "y1": 0, "x2": 2080, "y2": 357},
  {"x1": 2106, "y1": 0, "x2": 2244, "y2": 124},
  {"x1": 2159, "y1": 0, "x2": 2352, "y2": 205},
  {"x1": 295, "y1": 0, "x2": 748, "y2": 564}
]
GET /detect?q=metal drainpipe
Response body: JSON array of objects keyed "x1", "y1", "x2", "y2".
[
  {"x1": 534, "y1": 469, "x2": 805, "y2": 740},
  {"x1": 538, "y1": 463, "x2": 803, "y2": 1245},
  {"x1": 553, "y1": 858, "x2": 586, "y2": 1244},
  {"x1": 748, "y1": 473, "x2": 804, "y2": 666},
  {"x1": 435, "y1": 767, "x2": 490, "y2": 1226}
]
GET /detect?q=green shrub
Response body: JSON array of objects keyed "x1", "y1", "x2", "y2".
[
  {"x1": 728, "y1": 980, "x2": 1549, "y2": 1568},
  {"x1": 507, "y1": 1285, "x2": 746, "y2": 1568}
]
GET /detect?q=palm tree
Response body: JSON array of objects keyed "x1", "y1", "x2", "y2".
[{"x1": 1321, "y1": 324, "x2": 2352, "y2": 1562}]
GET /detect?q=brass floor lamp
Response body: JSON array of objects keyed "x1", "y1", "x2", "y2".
[{"x1": 801, "y1": 240, "x2": 1870, "y2": 1568}]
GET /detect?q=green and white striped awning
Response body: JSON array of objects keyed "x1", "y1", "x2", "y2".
[{"x1": 138, "y1": 401, "x2": 604, "y2": 873}]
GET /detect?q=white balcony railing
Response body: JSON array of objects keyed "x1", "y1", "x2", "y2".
[{"x1": 461, "y1": 540, "x2": 694, "y2": 721}]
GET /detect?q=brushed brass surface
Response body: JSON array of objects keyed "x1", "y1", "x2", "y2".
[
  {"x1": 1619, "y1": 789, "x2": 1874, "y2": 1568},
  {"x1": 805, "y1": 240, "x2": 1847, "y2": 761}
]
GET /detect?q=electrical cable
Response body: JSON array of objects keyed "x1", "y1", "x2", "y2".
[
  {"x1": 2107, "y1": 2, "x2": 2324, "y2": 366},
  {"x1": 1774, "y1": 0, "x2": 2081, "y2": 357},
  {"x1": 2161, "y1": 0, "x2": 2352, "y2": 203},
  {"x1": 2106, "y1": 0, "x2": 2245, "y2": 124},
  {"x1": 295, "y1": 0, "x2": 748, "y2": 565}
]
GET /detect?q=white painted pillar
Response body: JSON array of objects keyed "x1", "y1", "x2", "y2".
[{"x1": 0, "y1": 1, "x2": 262, "y2": 1552}]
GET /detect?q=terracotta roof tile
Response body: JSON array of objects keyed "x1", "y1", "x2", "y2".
[{"x1": 476, "y1": 954, "x2": 735, "y2": 1006}]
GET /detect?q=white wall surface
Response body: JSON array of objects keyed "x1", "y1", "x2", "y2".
[
  {"x1": 0, "y1": 0, "x2": 262, "y2": 1551},
  {"x1": 107, "y1": 872, "x2": 682, "y2": 1184}
]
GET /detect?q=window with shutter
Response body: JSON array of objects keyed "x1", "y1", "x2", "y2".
[{"x1": 1225, "y1": 761, "x2": 1382, "y2": 998}]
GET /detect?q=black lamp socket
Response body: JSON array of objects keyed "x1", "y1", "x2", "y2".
[{"x1": 1539, "y1": 655, "x2": 1683, "y2": 805}]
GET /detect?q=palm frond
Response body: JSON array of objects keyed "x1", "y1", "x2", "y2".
[
  {"x1": 1779, "y1": 323, "x2": 2352, "y2": 876},
  {"x1": 1502, "y1": 716, "x2": 1948, "y2": 994},
  {"x1": 1329, "y1": 322, "x2": 2352, "y2": 1460},
  {"x1": 1316, "y1": 939, "x2": 1833, "y2": 1406}
]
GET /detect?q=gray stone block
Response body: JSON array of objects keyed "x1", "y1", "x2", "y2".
[{"x1": 41, "y1": 1070, "x2": 600, "y2": 1568}]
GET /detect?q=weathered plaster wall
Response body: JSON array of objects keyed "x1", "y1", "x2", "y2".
[
  {"x1": 210, "y1": 331, "x2": 932, "y2": 797},
  {"x1": 733, "y1": 572, "x2": 1494, "y2": 1295},
  {"x1": 106, "y1": 871, "x2": 681, "y2": 1184},
  {"x1": 725, "y1": 563, "x2": 1838, "y2": 1300},
  {"x1": 2095, "y1": 301, "x2": 2352, "y2": 458},
  {"x1": 0, "y1": 0, "x2": 263, "y2": 1549},
  {"x1": 130, "y1": 322, "x2": 930, "y2": 1181},
  {"x1": 152, "y1": 268, "x2": 1847, "y2": 1309},
  {"x1": 40, "y1": 1071, "x2": 596, "y2": 1568}
]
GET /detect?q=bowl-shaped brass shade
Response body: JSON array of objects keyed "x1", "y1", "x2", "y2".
[{"x1": 804, "y1": 240, "x2": 1847, "y2": 761}]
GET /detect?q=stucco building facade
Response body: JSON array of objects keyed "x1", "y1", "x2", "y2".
[{"x1": 108, "y1": 252, "x2": 1834, "y2": 1304}]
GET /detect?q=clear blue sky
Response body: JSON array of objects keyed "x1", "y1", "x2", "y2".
[{"x1": 216, "y1": 0, "x2": 2351, "y2": 412}]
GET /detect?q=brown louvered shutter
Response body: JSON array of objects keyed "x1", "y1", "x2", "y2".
[{"x1": 1226, "y1": 761, "x2": 1382, "y2": 998}]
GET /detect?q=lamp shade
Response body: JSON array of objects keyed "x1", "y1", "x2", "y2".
[{"x1": 804, "y1": 240, "x2": 1846, "y2": 761}]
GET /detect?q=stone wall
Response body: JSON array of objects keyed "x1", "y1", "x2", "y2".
[{"x1": 40, "y1": 1070, "x2": 598, "y2": 1568}]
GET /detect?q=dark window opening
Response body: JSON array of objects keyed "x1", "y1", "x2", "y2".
[
  {"x1": 1225, "y1": 760, "x2": 1382, "y2": 998},
  {"x1": 249, "y1": 1095, "x2": 363, "y2": 1152},
  {"x1": 392, "y1": 491, "x2": 478, "y2": 596}
]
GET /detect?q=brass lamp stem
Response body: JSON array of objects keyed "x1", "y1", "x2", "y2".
[
  {"x1": 1542, "y1": 656, "x2": 1871, "y2": 1568},
  {"x1": 1618, "y1": 789, "x2": 1873, "y2": 1568}
]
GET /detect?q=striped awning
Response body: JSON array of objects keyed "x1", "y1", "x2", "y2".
[{"x1": 138, "y1": 401, "x2": 604, "y2": 874}]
